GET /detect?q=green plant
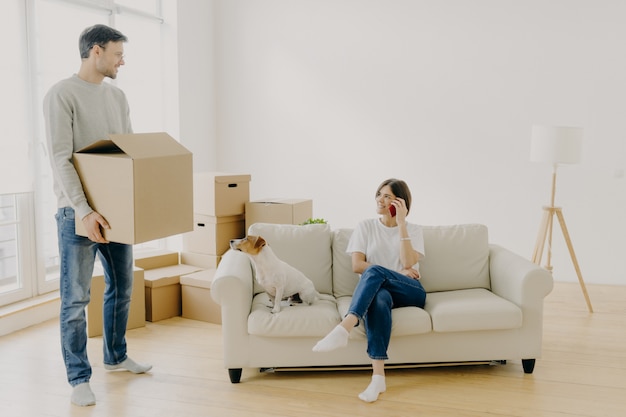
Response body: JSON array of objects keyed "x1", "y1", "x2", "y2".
[{"x1": 300, "y1": 218, "x2": 327, "y2": 225}]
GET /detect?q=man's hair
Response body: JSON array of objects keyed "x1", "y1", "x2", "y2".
[
  {"x1": 79, "y1": 24, "x2": 128, "y2": 59},
  {"x1": 376, "y1": 178, "x2": 413, "y2": 214}
]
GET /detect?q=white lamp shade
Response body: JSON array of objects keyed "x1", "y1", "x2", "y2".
[{"x1": 530, "y1": 125, "x2": 583, "y2": 165}]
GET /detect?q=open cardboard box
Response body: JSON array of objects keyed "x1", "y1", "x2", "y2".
[{"x1": 73, "y1": 132, "x2": 193, "y2": 244}]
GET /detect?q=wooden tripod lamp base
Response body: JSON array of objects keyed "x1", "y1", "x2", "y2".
[{"x1": 532, "y1": 206, "x2": 593, "y2": 313}]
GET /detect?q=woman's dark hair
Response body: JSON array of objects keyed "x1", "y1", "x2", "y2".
[
  {"x1": 376, "y1": 178, "x2": 412, "y2": 214},
  {"x1": 79, "y1": 24, "x2": 128, "y2": 59}
]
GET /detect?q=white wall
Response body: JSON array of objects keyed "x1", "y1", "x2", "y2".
[
  {"x1": 177, "y1": 0, "x2": 217, "y2": 171},
  {"x1": 179, "y1": 0, "x2": 626, "y2": 285}
]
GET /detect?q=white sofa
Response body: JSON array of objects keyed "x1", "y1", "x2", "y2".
[{"x1": 211, "y1": 222, "x2": 553, "y2": 383}]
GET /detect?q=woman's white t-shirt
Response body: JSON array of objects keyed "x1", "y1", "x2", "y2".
[{"x1": 346, "y1": 218, "x2": 425, "y2": 272}]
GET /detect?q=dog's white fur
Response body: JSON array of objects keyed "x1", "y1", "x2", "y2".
[{"x1": 229, "y1": 235, "x2": 328, "y2": 313}]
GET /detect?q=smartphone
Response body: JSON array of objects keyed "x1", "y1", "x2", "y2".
[{"x1": 389, "y1": 205, "x2": 396, "y2": 217}]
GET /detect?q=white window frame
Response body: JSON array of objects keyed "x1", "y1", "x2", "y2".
[
  {"x1": 0, "y1": 193, "x2": 36, "y2": 306},
  {"x1": 1, "y1": 0, "x2": 175, "y2": 309}
]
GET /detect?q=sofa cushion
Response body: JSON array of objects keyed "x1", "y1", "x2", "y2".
[
  {"x1": 336, "y1": 296, "x2": 432, "y2": 337},
  {"x1": 247, "y1": 223, "x2": 333, "y2": 295},
  {"x1": 419, "y1": 224, "x2": 490, "y2": 293},
  {"x1": 425, "y1": 289, "x2": 522, "y2": 332},
  {"x1": 332, "y1": 229, "x2": 360, "y2": 297},
  {"x1": 248, "y1": 293, "x2": 340, "y2": 337}
]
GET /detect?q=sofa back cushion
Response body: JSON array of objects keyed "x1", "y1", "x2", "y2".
[
  {"x1": 247, "y1": 222, "x2": 333, "y2": 295},
  {"x1": 332, "y1": 229, "x2": 361, "y2": 298},
  {"x1": 419, "y1": 224, "x2": 490, "y2": 292},
  {"x1": 332, "y1": 224, "x2": 490, "y2": 295}
]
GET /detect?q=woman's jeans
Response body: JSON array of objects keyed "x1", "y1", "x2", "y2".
[
  {"x1": 348, "y1": 265, "x2": 426, "y2": 360},
  {"x1": 56, "y1": 207, "x2": 133, "y2": 386}
]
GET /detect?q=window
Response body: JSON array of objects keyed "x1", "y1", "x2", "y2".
[
  {"x1": 0, "y1": 0, "x2": 35, "y2": 306},
  {"x1": 0, "y1": 0, "x2": 177, "y2": 307},
  {"x1": 31, "y1": 0, "x2": 112, "y2": 291},
  {"x1": 0, "y1": 193, "x2": 35, "y2": 305},
  {"x1": 0, "y1": 197, "x2": 18, "y2": 292},
  {"x1": 0, "y1": 0, "x2": 31, "y2": 195}
]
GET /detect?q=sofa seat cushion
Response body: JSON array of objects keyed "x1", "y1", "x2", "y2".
[
  {"x1": 337, "y1": 296, "x2": 432, "y2": 338},
  {"x1": 248, "y1": 293, "x2": 340, "y2": 337},
  {"x1": 425, "y1": 289, "x2": 522, "y2": 332}
]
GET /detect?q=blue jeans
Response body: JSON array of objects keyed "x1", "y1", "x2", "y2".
[
  {"x1": 348, "y1": 265, "x2": 426, "y2": 360},
  {"x1": 55, "y1": 207, "x2": 133, "y2": 386}
]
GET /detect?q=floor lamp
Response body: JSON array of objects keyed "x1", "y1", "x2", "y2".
[{"x1": 530, "y1": 125, "x2": 593, "y2": 313}]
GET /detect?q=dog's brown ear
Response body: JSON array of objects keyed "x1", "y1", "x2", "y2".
[{"x1": 254, "y1": 236, "x2": 267, "y2": 249}]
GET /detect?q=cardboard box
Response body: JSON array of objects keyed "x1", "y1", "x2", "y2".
[
  {"x1": 180, "y1": 251, "x2": 222, "y2": 269},
  {"x1": 134, "y1": 250, "x2": 179, "y2": 270},
  {"x1": 245, "y1": 199, "x2": 313, "y2": 229},
  {"x1": 73, "y1": 132, "x2": 193, "y2": 244},
  {"x1": 144, "y1": 263, "x2": 203, "y2": 322},
  {"x1": 193, "y1": 172, "x2": 251, "y2": 217},
  {"x1": 181, "y1": 269, "x2": 221, "y2": 324},
  {"x1": 87, "y1": 266, "x2": 145, "y2": 338},
  {"x1": 183, "y1": 214, "x2": 245, "y2": 256}
]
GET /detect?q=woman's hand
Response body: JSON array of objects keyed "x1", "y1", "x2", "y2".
[
  {"x1": 400, "y1": 267, "x2": 421, "y2": 279},
  {"x1": 391, "y1": 197, "x2": 409, "y2": 224}
]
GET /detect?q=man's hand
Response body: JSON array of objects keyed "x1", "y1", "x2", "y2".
[{"x1": 82, "y1": 211, "x2": 110, "y2": 243}]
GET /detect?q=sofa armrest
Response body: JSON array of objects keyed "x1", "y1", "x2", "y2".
[
  {"x1": 212, "y1": 249, "x2": 254, "y2": 306},
  {"x1": 211, "y1": 249, "x2": 254, "y2": 367},
  {"x1": 489, "y1": 244, "x2": 554, "y2": 307}
]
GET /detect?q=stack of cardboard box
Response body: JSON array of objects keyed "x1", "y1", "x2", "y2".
[
  {"x1": 182, "y1": 172, "x2": 251, "y2": 268},
  {"x1": 179, "y1": 172, "x2": 251, "y2": 324},
  {"x1": 135, "y1": 250, "x2": 203, "y2": 322}
]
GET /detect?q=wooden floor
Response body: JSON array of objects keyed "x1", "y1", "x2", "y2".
[{"x1": 0, "y1": 281, "x2": 624, "y2": 417}]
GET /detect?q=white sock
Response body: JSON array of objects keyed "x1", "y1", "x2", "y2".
[
  {"x1": 104, "y1": 357, "x2": 152, "y2": 374},
  {"x1": 312, "y1": 325, "x2": 349, "y2": 352},
  {"x1": 358, "y1": 374, "x2": 386, "y2": 403},
  {"x1": 71, "y1": 382, "x2": 96, "y2": 407}
]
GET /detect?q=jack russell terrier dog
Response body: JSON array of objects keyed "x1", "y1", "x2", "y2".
[{"x1": 229, "y1": 235, "x2": 332, "y2": 313}]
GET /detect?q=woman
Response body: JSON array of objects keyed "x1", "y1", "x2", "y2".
[{"x1": 313, "y1": 178, "x2": 426, "y2": 402}]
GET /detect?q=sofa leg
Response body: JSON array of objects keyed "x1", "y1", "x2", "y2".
[
  {"x1": 522, "y1": 359, "x2": 535, "y2": 374},
  {"x1": 228, "y1": 368, "x2": 243, "y2": 383}
]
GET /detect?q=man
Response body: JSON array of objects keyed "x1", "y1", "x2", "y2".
[{"x1": 43, "y1": 24, "x2": 151, "y2": 407}]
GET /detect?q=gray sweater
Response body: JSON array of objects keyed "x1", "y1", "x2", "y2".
[{"x1": 43, "y1": 74, "x2": 132, "y2": 220}]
